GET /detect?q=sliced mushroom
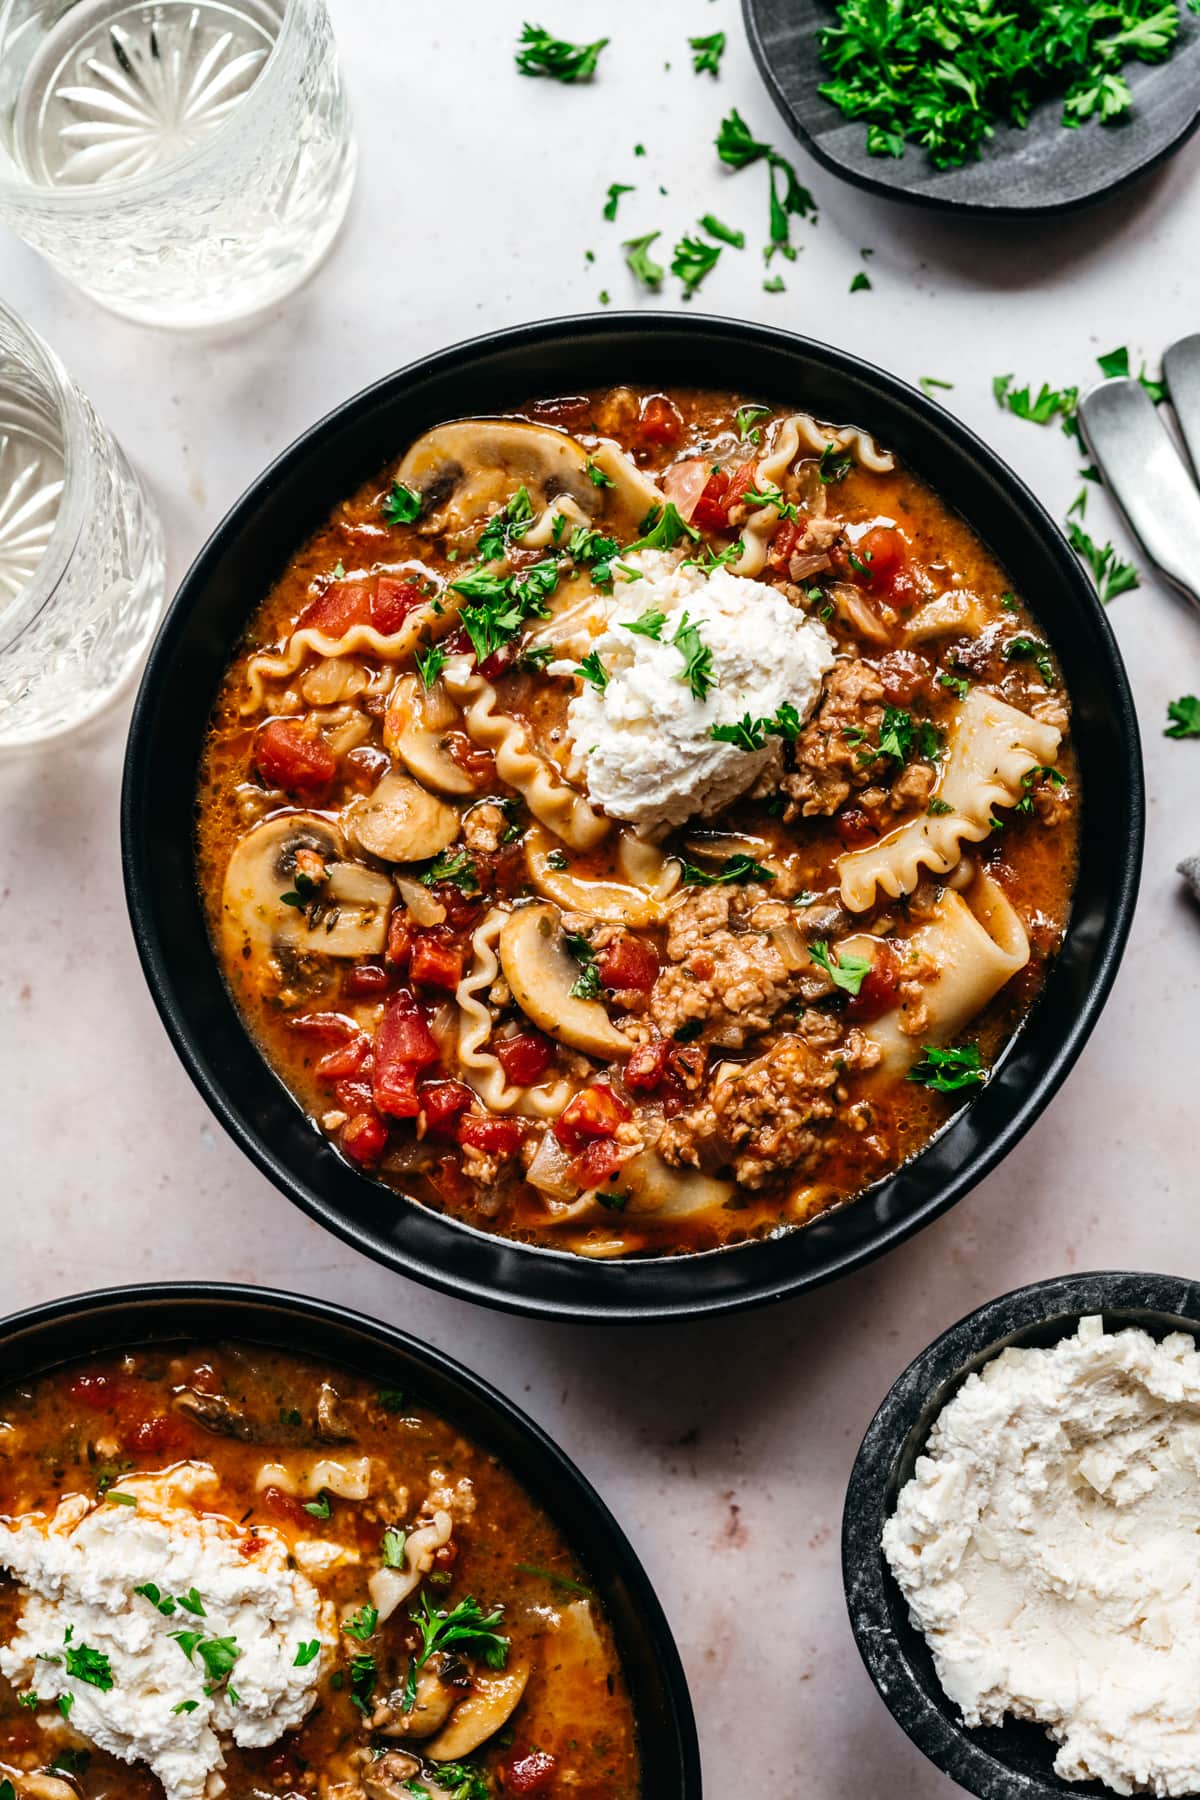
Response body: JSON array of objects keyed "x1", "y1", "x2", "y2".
[
  {"x1": 396, "y1": 419, "x2": 599, "y2": 536},
  {"x1": 222, "y1": 813, "x2": 393, "y2": 964},
  {"x1": 384, "y1": 674, "x2": 479, "y2": 797},
  {"x1": 498, "y1": 903, "x2": 631, "y2": 1057},
  {"x1": 371, "y1": 1661, "x2": 458, "y2": 1740},
  {"x1": 423, "y1": 1661, "x2": 531, "y2": 1761},
  {"x1": 360, "y1": 1751, "x2": 421, "y2": 1800},
  {"x1": 172, "y1": 1389, "x2": 261, "y2": 1442},
  {"x1": 315, "y1": 1382, "x2": 355, "y2": 1443},
  {"x1": 524, "y1": 825, "x2": 665, "y2": 926},
  {"x1": 345, "y1": 771, "x2": 459, "y2": 865}
]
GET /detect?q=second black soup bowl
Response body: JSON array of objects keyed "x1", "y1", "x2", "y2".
[{"x1": 121, "y1": 312, "x2": 1143, "y2": 1322}]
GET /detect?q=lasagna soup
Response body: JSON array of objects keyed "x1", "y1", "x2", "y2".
[
  {"x1": 0, "y1": 1345, "x2": 637, "y2": 1799},
  {"x1": 198, "y1": 388, "x2": 1078, "y2": 1257}
]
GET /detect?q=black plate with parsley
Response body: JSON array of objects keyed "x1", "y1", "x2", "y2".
[{"x1": 743, "y1": 0, "x2": 1200, "y2": 213}]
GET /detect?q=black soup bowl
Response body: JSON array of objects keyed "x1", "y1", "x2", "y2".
[
  {"x1": 843, "y1": 1271, "x2": 1200, "y2": 1798},
  {"x1": 0, "y1": 1280, "x2": 701, "y2": 1797},
  {"x1": 121, "y1": 313, "x2": 1143, "y2": 1322}
]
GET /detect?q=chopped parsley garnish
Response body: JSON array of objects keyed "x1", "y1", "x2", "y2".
[
  {"x1": 937, "y1": 669, "x2": 969, "y2": 699},
  {"x1": 64, "y1": 1642, "x2": 113, "y2": 1691},
  {"x1": 585, "y1": 457, "x2": 614, "y2": 488},
  {"x1": 621, "y1": 608, "x2": 667, "y2": 639},
  {"x1": 382, "y1": 481, "x2": 422, "y2": 526},
  {"x1": 809, "y1": 940, "x2": 871, "y2": 997},
  {"x1": 546, "y1": 848, "x2": 569, "y2": 870},
  {"x1": 817, "y1": 0, "x2": 1181, "y2": 168},
  {"x1": 196, "y1": 1637, "x2": 239, "y2": 1686},
  {"x1": 763, "y1": 274, "x2": 786, "y2": 293},
  {"x1": 1067, "y1": 521, "x2": 1139, "y2": 602},
  {"x1": 294, "y1": 1640, "x2": 321, "y2": 1667},
  {"x1": 818, "y1": 441, "x2": 853, "y2": 483},
  {"x1": 135, "y1": 1582, "x2": 176, "y2": 1616},
  {"x1": 624, "y1": 231, "x2": 664, "y2": 289},
  {"x1": 743, "y1": 480, "x2": 797, "y2": 520},
  {"x1": 342, "y1": 1604, "x2": 378, "y2": 1642},
  {"x1": 568, "y1": 525, "x2": 620, "y2": 585},
  {"x1": 170, "y1": 1630, "x2": 204, "y2": 1661},
  {"x1": 574, "y1": 650, "x2": 608, "y2": 690},
  {"x1": 690, "y1": 29, "x2": 726, "y2": 74},
  {"x1": 1002, "y1": 634, "x2": 1056, "y2": 685},
  {"x1": 377, "y1": 1388, "x2": 407, "y2": 1411},
  {"x1": 679, "y1": 853, "x2": 773, "y2": 886},
  {"x1": 172, "y1": 1700, "x2": 199, "y2": 1715},
  {"x1": 348, "y1": 1651, "x2": 377, "y2": 1715},
  {"x1": 1097, "y1": 345, "x2": 1168, "y2": 402},
  {"x1": 908, "y1": 1042, "x2": 986, "y2": 1092},
  {"x1": 177, "y1": 1588, "x2": 205, "y2": 1617},
  {"x1": 715, "y1": 107, "x2": 772, "y2": 166},
  {"x1": 671, "y1": 611, "x2": 716, "y2": 699},
  {"x1": 450, "y1": 558, "x2": 561, "y2": 663},
  {"x1": 420, "y1": 849, "x2": 480, "y2": 894},
  {"x1": 710, "y1": 712, "x2": 769, "y2": 752},
  {"x1": 682, "y1": 538, "x2": 745, "y2": 574},
  {"x1": 1165, "y1": 695, "x2": 1200, "y2": 739},
  {"x1": 475, "y1": 486, "x2": 534, "y2": 562},
  {"x1": 515, "y1": 23, "x2": 608, "y2": 81},
  {"x1": 876, "y1": 706, "x2": 915, "y2": 762},
  {"x1": 627, "y1": 502, "x2": 700, "y2": 555},
  {"x1": 927, "y1": 797, "x2": 955, "y2": 815},
  {"x1": 303, "y1": 1491, "x2": 332, "y2": 1519},
  {"x1": 919, "y1": 376, "x2": 955, "y2": 393},
  {"x1": 382, "y1": 1526, "x2": 408, "y2": 1568},
  {"x1": 515, "y1": 1562, "x2": 594, "y2": 1596},
  {"x1": 520, "y1": 643, "x2": 555, "y2": 672},
  {"x1": 564, "y1": 931, "x2": 602, "y2": 999},
  {"x1": 105, "y1": 1491, "x2": 137, "y2": 1506},
  {"x1": 672, "y1": 232, "x2": 722, "y2": 295},
  {"x1": 736, "y1": 404, "x2": 771, "y2": 443},
  {"x1": 17, "y1": 1693, "x2": 39, "y2": 1711},
  {"x1": 714, "y1": 109, "x2": 816, "y2": 254},
  {"x1": 700, "y1": 213, "x2": 744, "y2": 249},
  {"x1": 1014, "y1": 765, "x2": 1066, "y2": 813},
  {"x1": 414, "y1": 643, "x2": 448, "y2": 690},
  {"x1": 603, "y1": 181, "x2": 634, "y2": 220},
  {"x1": 57, "y1": 1694, "x2": 74, "y2": 1721},
  {"x1": 994, "y1": 373, "x2": 1080, "y2": 437},
  {"x1": 850, "y1": 270, "x2": 872, "y2": 293},
  {"x1": 403, "y1": 1593, "x2": 509, "y2": 1712}
]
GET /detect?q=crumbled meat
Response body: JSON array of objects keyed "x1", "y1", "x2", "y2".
[
  {"x1": 890, "y1": 760, "x2": 937, "y2": 808},
  {"x1": 649, "y1": 887, "x2": 799, "y2": 1045},
  {"x1": 462, "y1": 800, "x2": 510, "y2": 854},
  {"x1": 1031, "y1": 771, "x2": 1072, "y2": 826},
  {"x1": 657, "y1": 1030, "x2": 882, "y2": 1189},
  {"x1": 782, "y1": 659, "x2": 885, "y2": 818},
  {"x1": 1031, "y1": 694, "x2": 1070, "y2": 735}
]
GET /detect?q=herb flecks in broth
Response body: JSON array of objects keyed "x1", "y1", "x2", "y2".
[{"x1": 197, "y1": 387, "x2": 1078, "y2": 1258}]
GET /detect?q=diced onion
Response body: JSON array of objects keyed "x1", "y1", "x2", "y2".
[
  {"x1": 525, "y1": 1130, "x2": 579, "y2": 1203},
  {"x1": 394, "y1": 874, "x2": 446, "y2": 926}
]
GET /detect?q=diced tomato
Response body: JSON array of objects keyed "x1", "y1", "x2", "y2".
[
  {"x1": 624, "y1": 1038, "x2": 672, "y2": 1091},
  {"x1": 444, "y1": 731, "x2": 496, "y2": 788},
  {"x1": 315, "y1": 1035, "x2": 369, "y2": 1082},
  {"x1": 68, "y1": 1370, "x2": 128, "y2": 1412},
  {"x1": 409, "y1": 933, "x2": 464, "y2": 993},
  {"x1": 441, "y1": 625, "x2": 473, "y2": 657},
  {"x1": 371, "y1": 576, "x2": 426, "y2": 636},
  {"x1": 432, "y1": 1539, "x2": 458, "y2": 1570},
  {"x1": 597, "y1": 933, "x2": 658, "y2": 992},
  {"x1": 495, "y1": 1032, "x2": 553, "y2": 1086},
  {"x1": 835, "y1": 806, "x2": 877, "y2": 848},
  {"x1": 342, "y1": 1112, "x2": 388, "y2": 1166},
  {"x1": 297, "y1": 579, "x2": 372, "y2": 636},
  {"x1": 668, "y1": 1043, "x2": 707, "y2": 1089},
  {"x1": 457, "y1": 1114, "x2": 524, "y2": 1157},
  {"x1": 373, "y1": 990, "x2": 440, "y2": 1119},
  {"x1": 845, "y1": 524, "x2": 907, "y2": 595},
  {"x1": 419, "y1": 1078, "x2": 474, "y2": 1139},
  {"x1": 125, "y1": 1413, "x2": 191, "y2": 1461},
  {"x1": 255, "y1": 718, "x2": 336, "y2": 793},
  {"x1": 690, "y1": 466, "x2": 732, "y2": 533},
  {"x1": 724, "y1": 460, "x2": 760, "y2": 514},
  {"x1": 289, "y1": 1011, "x2": 359, "y2": 1043},
  {"x1": 429, "y1": 878, "x2": 488, "y2": 931},
  {"x1": 846, "y1": 940, "x2": 901, "y2": 1023},
  {"x1": 571, "y1": 1137, "x2": 628, "y2": 1191},
  {"x1": 638, "y1": 394, "x2": 683, "y2": 446},
  {"x1": 479, "y1": 642, "x2": 517, "y2": 682},
  {"x1": 344, "y1": 962, "x2": 390, "y2": 998},
  {"x1": 239, "y1": 1532, "x2": 265, "y2": 1558},
  {"x1": 260, "y1": 1484, "x2": 312, "y2": 1528},
  {"x1": 335, "y1": 1075, "x2": 375, "y2": 1115},
  {"x1": 385, "y1": 910, "x2": 413, "y2": 968},
  {"x1": 767, "y1": 515, "x2": 805, "y2": 575},
  {"x1": 554, "y1": 1083, "x2": 631, "y2": 1153},
  {"x1": 505, "y1": 1749, "x2": 559, "y2": 1794}
]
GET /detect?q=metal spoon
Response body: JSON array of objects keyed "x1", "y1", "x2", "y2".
[{"x1": 1077, "y1": 340, "x2": 1200, "y2": 614}]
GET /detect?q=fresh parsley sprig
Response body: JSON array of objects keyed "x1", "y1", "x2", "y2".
[
  {"x1": 515, "y1": 23, "x2": 608, "y2": 82},
  {"x1": 908, "y1": 1043, "x2": 986, "y2": 1092}
]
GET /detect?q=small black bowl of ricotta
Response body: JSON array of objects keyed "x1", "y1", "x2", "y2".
[{"x1": 843, "y1": 1270, "x2": 1200, "y2": 1799}]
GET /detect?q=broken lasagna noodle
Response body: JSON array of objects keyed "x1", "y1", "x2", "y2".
[{"x1": 197, "y1": 386, "x2": 1078, "y2": 1258}]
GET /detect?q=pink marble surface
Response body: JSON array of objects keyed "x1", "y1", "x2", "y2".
[{"x1": 2, "y1": 4, "x2": 1200, "y2": 1792}]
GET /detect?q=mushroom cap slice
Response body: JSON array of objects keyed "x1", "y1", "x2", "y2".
[
  {"x1": 345, "y1": 771, "x2": 459, "y2": 865},
  {"x1": 221, "y1": 813, "x2": 393, "y2": 965},
  {"x1": 498, "y1": 902, "x2": 631, "y2": 1057},
  {"x1": 396, "y1": 419, "x2": 599, "y2": 534},
  {"x1": 384, "y1": 673, "x2": 479, "y2": 796},
  {"x1": 423, "y1": 1661, "x2": 531, "y2": 1761},
  {"x1": 524, "y1": 825, "x2": 665, "y2": 926}
]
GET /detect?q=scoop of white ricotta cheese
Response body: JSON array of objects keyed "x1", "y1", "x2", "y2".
[
  {"x1": 555, "y1": 550, "x2": 835, "y2": 834},
  {"x1": 883, "y1": 1316, "x2": 1200, "y2": 1797},
  {"x1": 0, "y1": 1463, "x2": 330, "y2": 1800}
]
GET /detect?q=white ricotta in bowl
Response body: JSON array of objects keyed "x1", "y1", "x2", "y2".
[
  {"x1": 0, "y1": 1463, "x2": 330, "y2": 1800},
  {"x1": 556, "y1": 550, "x2": 835, "y2": 834},
  {"x1": 883, "y1": 1315, "x2": 1200, "y2": 1797}
]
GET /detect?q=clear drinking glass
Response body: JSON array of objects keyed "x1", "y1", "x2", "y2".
[
  {"x1": 0, "y1": 0, "x2": 356, "y2": 328},
  {"x1": 0, "y1": 301, "x2": 165, "y2": 745}
]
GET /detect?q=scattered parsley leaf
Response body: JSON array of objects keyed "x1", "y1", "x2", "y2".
[
  {"x1": 818, "y1": 441, "x2": 852, "y2": 484},
  {"x1": 603, "y1": 182, "x2": 634, "y2": 220},
  {"x1": 303, "y1": 1491, "x2": 332, "y2": 1519},
  {"x1": 699, "y1": 212, "x2": 745, "y2": 248},
  {"x1": 382, "y1": 481, "x2": 422, "y2": 526},
  {"x1": 105, "y1": 1491, "x2": 137, "y2": 1506},
  {"x1": 736, "y1": 404, "x2": 771, "y2": 443},
  {"x1": 414, "y1": 643, "x2": 448, "y2": 690},
  {"x1": 672, "y1": 233, "x2": 722, "y2": 294},
  {"x1": 585, "y1": 458, "x2": 614, "y2": 488},
  {"x1": 342, "y1": 1604, "x2": 378, "y2": 1642},
  {"x1": 377, "y1": 1389, "x2": 406, "y2": 1412},
  {"x1": 671, "y1": 611, "x2": 716, "y2": 699},
  {"x1": 849, "y1": 270, "x2": 872, "y2": 292},
  {"x1": 626, "y1": 502, "x2": 700, "y2": 554},
  {"x1": 564, "y1": 932, "x2": 602, "y2": 999},
  {"x1": 690, "y1": 29, "x2": 726, "y2": 74},
  {"x1": 679, "y1": 853, "x2": 773, "y2": 886},
  {"x1": 927, "y1": 797, "x2": 955, "y2": 815},
  {"x1": 574, "y1": 650, "x2": 609, "y2": 690},
  {"x1": 420, "y1": 849, "x2": 480, "y2": 894},
  {"x1": 294, "y1": 1640, "x2": 321, "y2": 1667},
  {"x1": 1003, "y1": 634, "x2": 1056, "y2": 684},
  {"x1": 763, "y1": 274, "x2": 786, "y2": 292},
  {"x1": 937, "y1": 669, "x2": 969, "y2": 699},
  {"x1": 715, "y1": 107, "x2": 771, "y2": 167},
  {"x1": 919, "y1": 376, "x2": 954, "y2": 393},
  {"x1": 348, "y1": 1652, "x2": 377, "y2": 1715},
  {"x1": 176, "y1": 1588, "x2": 205, "y2": 1618},
  {"x1": 1066, "y1": 521, "x2": 1139, "y2": 601},
  {"x1": 1097, "y1": 346, "x2": 1131, "y2": 378},
  {"x1": 1165, "y1": 695, "x2": 1200, "y2": 739},
  {"x1": 172, "y1": 1700, "x2": 199, "y2": 1715},
  {"x1": 476, "y1": 485, "x2": 534, "y2": 562},
  {"x1": 196, "y1": 1637, "x2": 239, "y2": 1686},
  {"x1": 624, "y1": 231, "x2": 664, "y2": 288},
  {"x1": 64, "y1": 1643, "x2": 113, "y2": 1691},
  {"x1": 908, "y1": 1042, "x2": 986, "y2": 1092},
  {"x1": 994, "y1": 374, "x2": 1078, "y2": 429},
  {"x1": 621, "y1": 608, "x2": 667, "y2": 639},
  {"x1": 515, "y1": 23, "x2": 608, "y2": 82},
  {"x1": 809, "y1": 939, "x2": 872, "y2": 996},
  {"x1": 710, "y1": 712, "x2": 768, "y2": 751},
  {"x1": 382, "y1": 1527, "x2": 408, "y2": 1569}
]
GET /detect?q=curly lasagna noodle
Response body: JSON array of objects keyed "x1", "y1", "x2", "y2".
[{"x1": 197, "y1": 386, "x2": 1079, "y2": 1257}]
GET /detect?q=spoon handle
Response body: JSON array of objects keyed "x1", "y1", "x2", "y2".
[
  {"x1": 1077, "y1": 376, "x2": 1200, "y2": 614},
  {"x1": 1163, "y1": 333, "x2": 1200, "y2": 478}
]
